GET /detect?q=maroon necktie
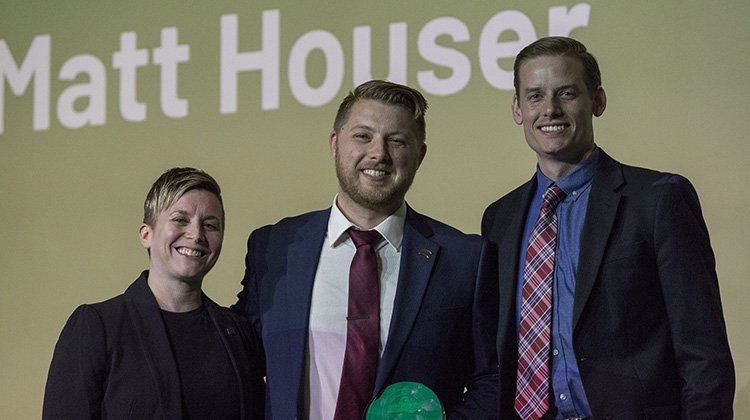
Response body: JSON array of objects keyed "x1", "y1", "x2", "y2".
[
  {"x1": 333, "y1": 229, "x2": 382, "y2": 420},
  {"x1": 515, "y1": 185, "x2": 566, "y2": 419}
]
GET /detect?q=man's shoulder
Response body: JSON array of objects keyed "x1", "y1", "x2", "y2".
[
  {"x1": 249, "y1": 208, "x2": 330, "y2": 239},
  {"x1": 407, "y1": 208, "x2": 485, "y2": 245},
  {"x1": 601, "y1": 154, "x2": 695, "y2": 194},
  {"x1": 482, "y1": 177, "x2": 534, "y2": 220},
  {"x1": 620, "y1": 163, "x2": 688, "y2": 184}
]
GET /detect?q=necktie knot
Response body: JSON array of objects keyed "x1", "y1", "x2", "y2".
[
  {"x1": 542, "y1": 185, "x2": 566, "y2": 211},
  {"x1": 349, "y1": 229, "x2": 382, "y2": 248}
]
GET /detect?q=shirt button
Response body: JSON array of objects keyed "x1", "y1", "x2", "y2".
[
  {"x1": 559, "y1": 393, "x2": 567, "y2": 401},
  {"x1": 552, "y1": 349, "x2": 559, "y2": 356}
]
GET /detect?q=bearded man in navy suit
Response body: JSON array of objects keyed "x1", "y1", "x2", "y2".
[
  {"x1": 482, "y1": 37, "x2": 734, "y2": 419},
  {"x1": 234, "y1": 80, "x2": 499, "y2": 419}
]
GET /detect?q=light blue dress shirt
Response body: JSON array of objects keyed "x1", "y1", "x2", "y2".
[{"x1": 516, "y1": 148, "x2": 600, "y2": 419}]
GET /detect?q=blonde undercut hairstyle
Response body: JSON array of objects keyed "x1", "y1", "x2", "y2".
[{"x1": 142, "y1": 167, "x2": 224, "y2": 227}]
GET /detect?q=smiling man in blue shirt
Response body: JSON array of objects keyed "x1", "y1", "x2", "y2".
[{"x1": 482, "y1": 36, "x2": 734, "y2": 419}]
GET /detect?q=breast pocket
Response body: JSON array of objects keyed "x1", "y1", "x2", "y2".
[
  {"x1": 417, "y1": 306, "x2": 466, "y2": 322},
  {"x1": 601, "y1": 240, "x2": 650, "y2": 264}
]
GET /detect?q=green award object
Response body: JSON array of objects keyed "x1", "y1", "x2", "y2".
[{"x1": 365, "y1": 381, "x2": 444, "y2": 420}]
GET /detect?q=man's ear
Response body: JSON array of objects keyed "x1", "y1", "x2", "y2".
[
  {"x1": 417, "y1": 142, "x2": 427, "y2": 167},
  {"x1": 512, "y1": 94, "x2": 523, "y2": 125},
  {"x1": 593, "y1": 87, "x2": 607, "y2": 117},
  {"x1": 329, "y1": 130, "x2": 338, "y2": 157}
]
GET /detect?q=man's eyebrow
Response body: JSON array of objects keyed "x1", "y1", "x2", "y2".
[
  {"x1": 348, "y1": 123, "x2": 374, "y2": 131},
  {"x1": 521, "y1": 86, "x2": 543, "y2": 95},
  {"x1": 521, "y1": 84, "x2": 579, "y2": 95}
]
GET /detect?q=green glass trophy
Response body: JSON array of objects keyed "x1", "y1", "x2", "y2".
[{"x1": 365, "y1": 381, "x2": 444, "y2": 419}]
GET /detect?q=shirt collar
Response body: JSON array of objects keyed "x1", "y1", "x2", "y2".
[
  {"x1": 535, "y1": 146, "x2": 600, "y2": 201},
  {"x1": 327, "y1": 195, "x2": 406, "y2": 251}
]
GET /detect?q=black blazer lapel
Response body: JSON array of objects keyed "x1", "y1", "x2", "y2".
[
  {"x1": 204, "y1": 297, "x2": 253, "y2": 419},
  {"x1": 573, "y1": 151, "x2": 624, "y2": 328},
  {"x1": 123, "y1": 274, "x2": 184, "y2": 419},
  {"x1": 374, "y1": 208, "x2": 438, "y2": 394}
]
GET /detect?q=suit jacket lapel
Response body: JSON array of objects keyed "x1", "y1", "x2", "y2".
[
  {"x1": 493, "y1": 177, "x2": 536, "y2": 347},
  {"x1": 283, "y1": 210, "x2": 329, "y2": 409},
  {"x1": 573, "y1": 151, "x2": 624, "y2": 328},
  {"x1": 374, "y1": 208, "x2": 438, "y2": 394},
  {"x1": 124, "y1": 273, "x2": 184, "y2": 419}
]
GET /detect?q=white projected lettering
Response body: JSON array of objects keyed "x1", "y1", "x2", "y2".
[
  {"x1": 0, "y1": 35, "x2": 50, "y2": 134},
  {"x1": 288, "y1": 30, "x2": 345, "y2": 107},
  {"x1": 417, "y1": 16, "x2": 472, "y2": 96},
  {"x1": 1, "y1": 4, "x2": 589, "y2": 134},
  {"x1": 220, "y1": 4, "x2": 589, "y2": 110},
  {"x1": 352, "y1": 23, "x2": 408, "y2": 86},
  {"x1": 478, "y1": 10, "x2": 537, "y2": 90},
  {"x1": 0, "y1": 27, "x2": 190, "y2": 134},
  {"x1": 153, "y1": 28, "x2": 190, "y2": 118},
  {"x1": 57, "y1": 54, "x2": 106, "y2": 129},
  {"x1": 111, "y1": 28, "x2": 190, "y2": 122},
  {"x1": 220, "y1": 11, "x2": 280, "y2": 113},
  {"x1": 112, "y1": 32, "x2": 149, "y2": 122}
]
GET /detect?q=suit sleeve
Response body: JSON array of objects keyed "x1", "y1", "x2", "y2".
[
  {"x1": 449, "y1": 239, "x2": 500, "y2": 419},
  {"x1": 232, "y1": 229, "x2": 264, "y2": 337},
  {"x1": 42, "y1": 305, "x2": 107, "y2": 420},
  {"x1": 226, "y1": 310, "x2": 266, "y2": 419},
  {"x1": 654, "y1": 176, "x2": 735, "y2": 418},
  {"x1": 480, "y1": 203, "x2": 497, "y2": 238}
]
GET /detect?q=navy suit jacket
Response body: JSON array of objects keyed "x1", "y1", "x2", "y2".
[
  {"x1": 482, "y1": 150, "x2": 734, "y2": 419},
  {"x1": 234, "y1": 206, "x2": 499, "y2": 419}
]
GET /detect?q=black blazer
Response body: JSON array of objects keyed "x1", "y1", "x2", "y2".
[
  {"x1": 482, "y1": 150, "x2": 734, "y2": 419},
  {"x1": 43, "y1": 271, "x2": 264, "y2": 420},
  {"x1": 234, "y1": 206, "x2": 499, "y2": 419}
]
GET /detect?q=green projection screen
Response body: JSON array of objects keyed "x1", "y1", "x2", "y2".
[{"x1": 2, "y1": 1, "x2": 748, "y2": 417}]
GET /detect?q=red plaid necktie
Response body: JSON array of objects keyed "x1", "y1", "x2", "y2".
[
  {"x1": 333, "y1": 229, "x2": 382, "y2": 420},
  {"x1": 515, "y1": 185, "x2": 566, "y2": 419}
]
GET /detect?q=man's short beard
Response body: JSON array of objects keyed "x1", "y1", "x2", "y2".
[{"x1": 334, "y1": 157, "x2": 414, "y2": 214}]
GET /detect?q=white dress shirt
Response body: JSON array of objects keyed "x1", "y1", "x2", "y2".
[{"x1": 305, "y1": 197, "x2": 405, "y2": 420}]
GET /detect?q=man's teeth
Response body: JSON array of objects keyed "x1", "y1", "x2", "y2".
[
  {"x1": 177, "y1": 248, "x2": 204, "y2": 257},
  {"x1": 541, "y1": 125, "x2": 566, "y2": 132},
  {"x1": 363, "y1": 169, "x2": 386, "y2": 176}
]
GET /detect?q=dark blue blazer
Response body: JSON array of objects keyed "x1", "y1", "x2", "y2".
[
  {"x1": 482, "y1": 150, "x2": 734, "y2": 419},
  {"x1": 235, "y1": 206, "x2": 499, "y2": 419}
]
